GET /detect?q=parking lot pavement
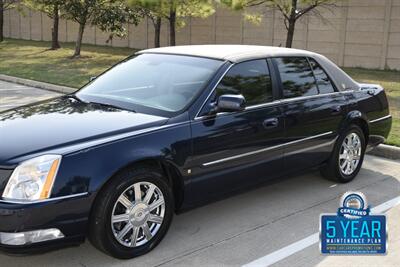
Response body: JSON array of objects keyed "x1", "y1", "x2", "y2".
[
  {"x1": 0, "y1": 156, "x2": 397, "y2": 267},
  {"x1": 0, "y1": 81, "x2": 399, "y2": 267},
  {"x1": 0, "y1": 80, "x2": 60, "y2": 111}
]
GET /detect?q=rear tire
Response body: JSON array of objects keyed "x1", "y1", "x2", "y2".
[
  {"x1": 320, "y1": 125, "x2": 366, "y2": 183},
  {"x1": 89, "y1": 166, "x2": 174, "y2": 259}
]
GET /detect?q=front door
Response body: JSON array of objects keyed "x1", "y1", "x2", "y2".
[{"x1": 188, "y1": 59, "x2": 285, "y2": 204}]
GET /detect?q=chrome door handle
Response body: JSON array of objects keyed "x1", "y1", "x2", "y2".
[{"x1": 263, "y1": 118, "x2": 279, "y2": 129}]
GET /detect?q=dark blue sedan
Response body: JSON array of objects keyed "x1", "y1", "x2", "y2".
[{"x1": 0, "y1": 45, "x2": 392, "y2": 258}]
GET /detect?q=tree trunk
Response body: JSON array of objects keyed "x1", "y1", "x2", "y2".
[
  {"x1": 154, "y1": 16, "x2": 161, "y2": 48},
  {"x1": 286, "y1": 19, "x2": 296, "y2": 48},
  {"x1": 0, "y1": 0, "x2": 4, "y2": 43},
  {"x1": 285, "y1": 0, "x2": 298, "y2": 48},
  {"x1": 169, "y1": 8, "x2": 176, "y2": 46},
  {"x1": 73, "y1": 23, "x2": 85, "y2": 58},
  {"x1": 51, "y1": 4, "x2": 60, "y2": 50}
]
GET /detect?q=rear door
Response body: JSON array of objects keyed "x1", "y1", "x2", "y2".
[
  {"x1": 188, "y1": 59, "x2": 285, "y2": 203},
  {"x1": 272, "y1": 57, "x2": 347, "y2": 171}
]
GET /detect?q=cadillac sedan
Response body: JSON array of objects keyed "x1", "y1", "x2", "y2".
[{"x1": 0, "y1": 45, "x2": 392, "y2": 258}]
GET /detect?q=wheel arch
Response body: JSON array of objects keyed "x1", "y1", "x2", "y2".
[
  {"x1": 91, "y1": 157, "x2": 185, "y2": 214},
  {"x1": 341, "y1": 110, "x2": 369, "y2": 142}
]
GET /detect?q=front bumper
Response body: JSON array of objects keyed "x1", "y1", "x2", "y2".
[{"x1": 0, "y1": 193, "x2": 92, "y2": 254}]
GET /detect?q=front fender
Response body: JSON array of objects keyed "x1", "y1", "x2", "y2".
[{"x1": 50, "y1": 122, "x2": 192, "y2": 199}]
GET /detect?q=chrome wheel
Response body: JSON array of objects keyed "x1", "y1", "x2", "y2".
[
  {"x1": 111, "y1": 182, "x2": 165, "y2": 248},
  {"x1": 339, "y1": 132, "x2": 362, "y2": 175}
]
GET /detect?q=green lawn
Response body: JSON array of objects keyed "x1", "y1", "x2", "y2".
[
  {"x1": 0, "y1": 39, "x2": 135, "y2": 88},
  {"x1": 0, "y1": 38, "x2": 399, "y2": 146}
]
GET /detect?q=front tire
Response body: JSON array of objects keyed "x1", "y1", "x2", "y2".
[
  {"x1": 321, "y1": 125, "x2": 366, "y2": 183},
  {"x1": 89, "y1": 166, "x2": 174, "y2": 259}
]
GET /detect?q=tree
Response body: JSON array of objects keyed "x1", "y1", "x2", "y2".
[
  {"x1": 165, "y1": 0, "x2": 215, "y2": 46},
  {"x1": 224, "y1": 0, "x2": 338, "y2": 48},
  {"x1": 23, "y1": 0, "x2": 64, "y2": 49},
  {"x1": 129, "y1": 0, "x2": 215, "y2": 47},
  {"x1": 62, "y1": 0, "x2": 141, "y2": 58},
  {"x1": 0, "y1": 0, "x2": 18, "y2": 42},
  {"x1": 128, "y1": 0, "x2": 163, "y2": 47}
]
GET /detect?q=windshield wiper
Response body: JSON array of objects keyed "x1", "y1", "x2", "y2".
[
  {"x1": 66, "y1": 94, "x2": 88, "y2": 103},
  {"x1": 66, "y1": 94, "x2": 136, "y2": 112},
  {"x1": 88, "y1": 101, "x2": 136, "y2": 113}
]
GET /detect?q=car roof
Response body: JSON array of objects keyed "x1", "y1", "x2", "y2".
[
  {"x1": 137, "y1": 45, "x2": 316, "y2": 63},
  {"x1": 137, "y1": 45, "x2": 360, "y2": 91}
]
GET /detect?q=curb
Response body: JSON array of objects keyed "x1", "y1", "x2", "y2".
[
  {"x1": 0, "y1": 74, "x2": 76, "y2": 94},
  {"x1": 368, "y1": 144, "x2": 400, "y2": 160}
]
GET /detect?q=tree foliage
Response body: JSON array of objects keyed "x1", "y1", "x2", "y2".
[
  {"x1": 62, "y1": 0, "x2": 142, "y2": 57},
  {"x1": 22, "y1": 0, "x2": 62, "y2": 17},
  {"x1": 1, "y1": 0, "x2": 18, "y2": 11},
  {"x1": 63, "y1": 0, "x2": 140, "y2": 35},
  {"x1": 128, "y1": 0, "x2": 215, "y2": 46},
  {"x1": 22, "y1": 0, "x2": 64, "y2": 49}
]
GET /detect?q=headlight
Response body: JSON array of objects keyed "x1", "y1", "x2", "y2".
[{"x1": 2, "y1": 155, "x2": 62, "y2": 202}]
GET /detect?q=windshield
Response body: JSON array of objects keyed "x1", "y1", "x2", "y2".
[{"x1": 77, "y1": 54, "x2": 223, "y2": 115}]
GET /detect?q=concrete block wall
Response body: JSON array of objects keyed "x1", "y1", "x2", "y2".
[
  {"x1": 388, "y1": 0, "x2": 400, "y2": 69},
  {"x1": 2, "y1": 0, "x2": 400, "y2": 70}
]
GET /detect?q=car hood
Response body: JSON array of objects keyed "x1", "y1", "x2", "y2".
[{"x1": 0, "y1": 97, "x2": 168, "y2": 166}]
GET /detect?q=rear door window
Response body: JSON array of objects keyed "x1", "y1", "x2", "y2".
[
  {"x1": 274, "y1": 57, "x2": 318, "y2": 98},
  {"x1": 308, "y1": 58, "x2": 336, "y2": 94}
]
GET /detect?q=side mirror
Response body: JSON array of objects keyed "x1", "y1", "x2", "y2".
[
  {"x1": 89, "y1": 76, "x2": 96, "y2": 82},
  {"x1": 214, "y1": 94, "x2": 246, "y2": 113}
]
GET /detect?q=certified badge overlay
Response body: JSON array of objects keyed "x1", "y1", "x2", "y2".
[{"x1": 320, "y1": 192, "x2": 387, "y2": 255}]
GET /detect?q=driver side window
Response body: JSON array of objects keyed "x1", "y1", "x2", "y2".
[{"x1": 215, "y1": 60, "x2": 273, "y2": 106}]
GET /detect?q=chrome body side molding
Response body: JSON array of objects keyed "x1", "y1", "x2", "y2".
[
  {"x1": 202, "y1": 131, "x2": 334, "y2": 167},
  {"x1": 369, "y1": 115, "x2": 392, "y2": 124}
]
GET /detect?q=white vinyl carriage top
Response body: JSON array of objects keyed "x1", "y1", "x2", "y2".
[
  {"x1": 137, "y1": 45, "x2": 360, "y2": 91},
  {"x1": 138, "y1": 45, "x2": 316, "y2": 63}
]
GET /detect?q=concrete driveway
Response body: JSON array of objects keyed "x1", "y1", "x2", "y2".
[
  {"x1": 0, "y1": 81, "x2": 399, "y2": 266},
  {"x1": 0, "y1": 80, "x2": 60, "y2": 111}
]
